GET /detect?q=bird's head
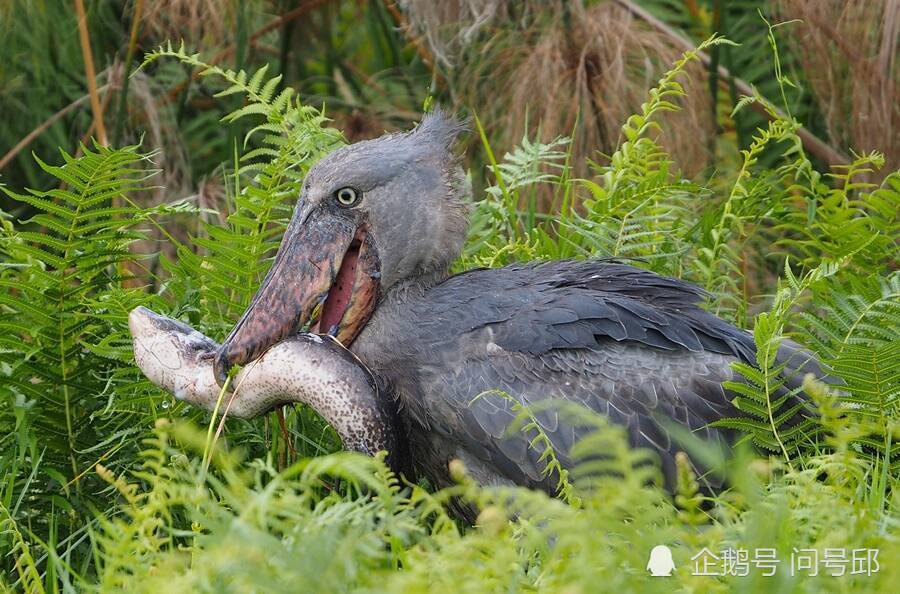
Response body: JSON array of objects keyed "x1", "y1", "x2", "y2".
[{"x1": 213, "y1": 109, "x2": 470, "y2": 383}]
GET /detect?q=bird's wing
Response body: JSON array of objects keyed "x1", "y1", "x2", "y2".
[
  {"x1": 402, "y1": 260, "x2": 823, "y2": 489},
  {"x1": 411, "y1": 338, "x2": 741, "y2": 491},
  {"x1": 416, "y1": 260, "x2": 757, "y2": 360}
]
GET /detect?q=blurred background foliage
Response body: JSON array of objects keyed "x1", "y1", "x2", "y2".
[{"x1": 1, "y1": 0, "x2": 897, "y2": 204}]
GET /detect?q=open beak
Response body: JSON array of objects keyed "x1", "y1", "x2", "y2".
[{"x1": 213, "y1": 202, "x2": 380, "y2": 385}]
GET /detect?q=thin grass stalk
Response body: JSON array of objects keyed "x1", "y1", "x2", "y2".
[
  {"x1": 113, "y1": 0, "x2": 145, "y2": 146},
  {"x1": 74, "y1": 0, "x2": 108, "y2": 146}
]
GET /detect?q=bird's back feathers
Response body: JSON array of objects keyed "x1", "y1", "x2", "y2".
[{"x1": 367, "y1": 260, "x2": 823, "y2": 492}]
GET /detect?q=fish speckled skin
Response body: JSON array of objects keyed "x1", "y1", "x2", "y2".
[{"x1": 129, "y1": 306, "x2": 398, "y2": 459}]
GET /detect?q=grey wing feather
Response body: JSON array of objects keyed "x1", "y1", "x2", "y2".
[
  {"x1": 403, "y1": 259, "x2": 825, "y2": 490},
  {"x1": 421, "y1": 339, "x2": 741, "y2": 490}
]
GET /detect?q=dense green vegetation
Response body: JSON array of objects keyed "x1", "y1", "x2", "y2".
[{"x1": 1, "y1": 1, "x2": 898, "y2": 592}]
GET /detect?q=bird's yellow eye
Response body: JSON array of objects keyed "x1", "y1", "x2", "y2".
[{"x1": 334, "y1": 186, "x2": 360, "y2": 207}]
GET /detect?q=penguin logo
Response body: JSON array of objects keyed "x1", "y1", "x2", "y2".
[{"x1": 647, "y1": 545, "x2": 676, "y2": 577}]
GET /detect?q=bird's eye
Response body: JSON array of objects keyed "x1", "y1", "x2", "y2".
[{"x1": 334, "y1": 186, "x2": 360, "y2": 207}]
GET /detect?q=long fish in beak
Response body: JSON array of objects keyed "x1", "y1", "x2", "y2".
[{"x1": 213, "y1": 201, "x2": 380, "y2": 385}]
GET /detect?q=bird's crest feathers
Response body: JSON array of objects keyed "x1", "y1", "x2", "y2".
[{"x1": 413, "y1": 107, "x2": 468, "y2": 151}]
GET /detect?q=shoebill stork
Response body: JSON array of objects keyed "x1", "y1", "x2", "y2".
[{"x1": 212, "y1": 110, "x2": 822, "y2": 491}]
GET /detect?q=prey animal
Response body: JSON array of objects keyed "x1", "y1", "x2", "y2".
[{"x1": 129, "y1": 306, "x2": 400, "y2": 463}]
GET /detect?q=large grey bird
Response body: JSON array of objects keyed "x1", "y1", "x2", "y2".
[{"x1": 212, "y1": 110, "x2": 822, "y2": 491}]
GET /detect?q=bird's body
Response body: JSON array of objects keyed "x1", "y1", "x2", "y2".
[
  {"x1": 352, "y1": 259, "x2": 818, "y2": 489},
  {"x1": 210, "y1": 110, "x2": 825, "y2": 495}
]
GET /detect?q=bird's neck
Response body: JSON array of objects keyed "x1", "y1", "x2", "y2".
[
  {"x1": 388, "y1": 269, "x2": 446, "y2": 298},
  {"x1": 350, "y1": 273, "x2": 442, "y2": 372}
]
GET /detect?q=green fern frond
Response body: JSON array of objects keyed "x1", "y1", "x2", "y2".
[
  {"x1": 712, "y1": 260, "x2": 843, "y2": 460},
  {"x1": 483, "y1": 134, "x2": 570, "y2": 200},
  {"x1": 567, "y1": 179, "x2": 699, "y2": 275},
  {"x1": 776, "y1": 157, "x2": 898, "y2": 273},
  {"x1": 832, "y1": 342, "x2": 900, "y2": 420},
  {"x1": 800, "y1": 271, "x2": 900, "y2": 356},
  {"x1": 0, "y1": 144, "x2": 172, "y2": 575},
  {"x1": 141, "y1": 45, "x2": 343, "y2": 325}
]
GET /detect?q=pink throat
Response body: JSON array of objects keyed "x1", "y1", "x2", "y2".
[{"x1": 319, "y1": 238, "x2": 361, "y2": 333}]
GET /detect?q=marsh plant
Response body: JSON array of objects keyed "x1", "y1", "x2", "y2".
[{"x1": 1, "y1": 32, "x2": 898, "y2": 593}]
